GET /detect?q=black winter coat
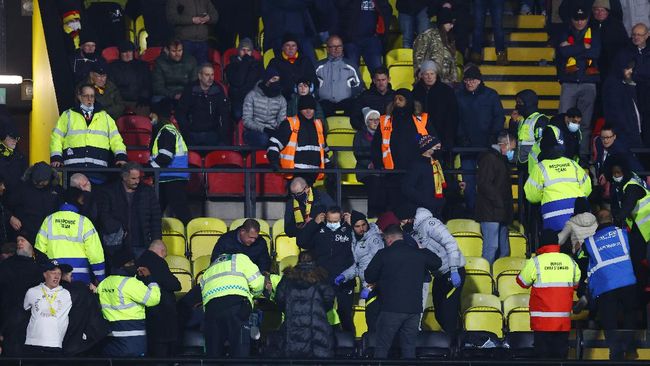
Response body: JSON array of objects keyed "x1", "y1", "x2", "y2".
[
  {"x1": 225, "y1": 55, "x2": 263, "y2": 117},
  {"x1": 283, "y1": 189, "x2": 336, "y2": 238},
  {"x1": 351, "y1": 84, "x2": 396, "y2": 130},
  {"x1": 297, "y1": 221, "x2": 354, "y2": 285},
  {"x1": 267, "y1": 55, "x2": 318, "y2": 101},
  {"x1": 0, "y1": 149, "x2": 27, "y2": 198},
  {"x1": 334, "y1": 0, "x2": 393, "y2": 43},
  {"x1": 275, "y1": 262, "x2": 335, "y2": 358},
  {"x1": 475, "y1": 147, "x2": 513, "y2": 223},
  {"x1": 550, "y1": 115, "x2": 582, "y2": 159},
  {"x1": 603, "y1": 75, "x2": 644, "y2": 148},
  {"x1": 210, "y1": 229, "x2": 272, "y2": 273},
  {"x1": 107, "y1": 59, "x2": 152, "y2": 103},
  {"x1": 176, "y1": 81, "x2": 231, "y2": 141},
  {"x1": 125, "y1": 0, "x2": 173, "y2": 47},
  {"x1": 396, "y1": 0, "x2": 429, "y2": 14},
  {"x1": 412, "y1": 80, "x2": 459, "y2": 150},
  {"x1": 97, "y1": 181, "x2": 162, "y2": 252},
  {"x1": 402, "y1": 156, "x2": 446, "y2": 218},
  {"x1": 136, "y1": 250, "x2": 181, "y2": 343},
  {"x1": 62, "y1": 281, "x2": 110, "y2": 355},
  {"x1": 6, "y1": 181, "x2": 62, "y2": 244},
  {"x1": 591, "y1": 17, "x2": 629, "y2": 78},
  {"x1": 455, "y1": 83, "x2": 505, "y2": 148},
  {"x1": 69, "y1": 50, "x2": 107, "y2": 84}
]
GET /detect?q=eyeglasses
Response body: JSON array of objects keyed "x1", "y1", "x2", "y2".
[
  {"x1": 632, "y1": 32, "x2": 648, "y2": 37},
  {"x1": 327, "y1": 45, "x2": 343, "y2": 49},
  {"x1": 80, "y1": 94, "x2": 95, "y2": 99},
  {"x1": 600, "y1": 134, "x2": 615, "y2": 140}
]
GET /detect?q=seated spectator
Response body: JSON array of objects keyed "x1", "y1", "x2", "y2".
[
  {"x1": 354, "y1": 108, "x2": 382, "y2": 217},
  {"x1": 210, "y1": 219, "x2": 271, "y2": 273},
  {"x1": 413, "y1": 60, "x2": 458, "y2": 150},
  {"x1": 165, "y1": 0, "x2": 218, "y2": 65},
  {"x1": 283, "y1": 177, "x2": 335, "y2": 238},
  {"x1": 225, "y1": 38, "x2": 263, "y2": 120},
  {"x1": 23, "y1": 261, "x2": 72, "y2": 355},
  {"x1": 334, "y1": 0, "x2": 393, "y2": 71},
  {"x1": 151, "y1": 39, "x2": 198, "y2": 109},
  {"x1": 242, "y1": 67, "x2": 287, "y2": 147},
  {"x1": 550, "y1": 107, "x2": 583, "y2": 160},
  {"x1": 175, "y1": 64, "x2": 231, "y2": 146},
  {"x1": 403, "y1": 135, "x2": 446, "y2": 218},
  {"x1": 275, "y1": 251, "x2": 335, "y2": 358},
  {"x1": 603, "y1": 60, "x2": 644, "y2": 147},
  {"x1": 471, "y1": 0, "x2": 507, "y2": 65},
  {"x1": 81, "y1": 63, "x2": 125, "y2": 119},
  {"x1": 315, "y1": 35, "x2": 364, "y2": 117},
  {"x1": 286, "y1": 78, "x2": 326, "y2": 127},
  {"x1": 69, "y1": 31, "x2": 106, "y2": 84},
  {"x1": 107, "y1": 40, "x2": 152, "y2": 116},
  {"x1": 397, "y1": 0, "x2": 432, "y2": 48},
  {"x1": 267, "y1": 35, "x2": 318, "y2": 101},
  {"x1": 413, "y1": 8, "x2": 458, "y2": 85},
  {"x1": 591, "y1": 0, "x2": 629, "y2": 77},
  {"x1": 0, "y1": 120, "x2": 27, "y2": 196},
  {"x1": 351, "y1": 66, "x2": 395, "y2": 131}
]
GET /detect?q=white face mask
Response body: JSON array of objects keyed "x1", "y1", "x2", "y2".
[
  {"x1": 326, "y1": 222, "x2": 341, "y2": 231},
  {"x1": 568, "y1": 122, "x2": 580, "y2": 133},
  {"x1": 613, "y1": 176, "x2": 624, "y2": 183}
]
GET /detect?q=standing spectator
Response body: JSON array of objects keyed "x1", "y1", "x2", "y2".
[
  {"x1": 165, "y1": 0, "x2": 218, "y2": 65},
  {"x1": 23, "y1": 261, "x2": 72, "y2": 355},
  {"x1": 107, "y1": 40, "x2": 152, "y2": 116},
  {"x1": 211, "y1": 0, "x2": 258, "y2": 52},
  {"x1": 50, "y1": 84, "x2": 127, "y2": 184},
  {"x1": 175, "y1": 64, "x2": 231, "y2": 146},
  {"x1": 242, "y1": 67, "x2": 288, "y2": 147},
  {"x1": 471, "y1": 0, "x2": 507, "y2": 65},
  {"x1": 455, "y1": 66, "x2": 504, "y2": 212},
  {"x1": 557, "y1": 3, "x2": 601, "y2": 159},
  {"x1": 297, "y1": 206, "x2": 355, "y2": 332},
  {"x1": 124, "y1": 0, "x2": 173, "y2": 48},
  {"x1": 35, "y1": 187, "x2": 106, "y2": 285},
  {"x1": 82, "y1": 1, "x2": 125, "y2": 49},
  {"x1": 476, "y1": 131, "x2": 516, "y2": 264},
  {"x1": 591, "y1": 0, "x2": 629, "y2": 78},
  {"x1": 397, "y1": 0, "x2": 432, "y2": 48},
  {"x1": 225, "y1": 38, "x2": 263, "y2": 121},
  {"x1": 593, "y1": 125, "x2": 643, "y2": 188},
  {"x1": 620, "y1": 0, "x2": 650, "y2": 36},
  {"x1": 69, "y1": 31, "x2": 106, "y2": 84},
  {"x1": 413, "y1": 8, "x2": 458, "y2": 85},
  {"x1": 412, "y1": 60, "x2": 458, "y2": 151},
  {"x1": 603, "y1": 60, "x2": 644, "y2": 147},
  {"x1": 267, "y1": 95, "x2": 331, "y2": 186},
  {"x1": 151, "y1": 39, "x2": 198, "y2": 109},
  {"x1": 364, "y1": 224, "x2": 442, "y2": 359},
  {"x1": 267, "y1": 36, "x2": 318, "y2": 101},
  {"x1": 351, "y1": 66, "x2": 396, "y2": 131},
  {"x1": 315, "y1": 35, "x2": 364, "y2": 117},
  {"x1": 0, "y1": 121, "x2": 27, "y2": 196},
  {"x1": 0, "y1": 236, "x2": 43, "y2": 356},
  {"x1": 354, "y1": 108, "x2": 383, "y2": 217},
  {"x1": 559, "y1": 0, "x2": 623, "y2": 24},
  {"x1": 82, "y1": 63, "x2": 126, "y2": 119},
  {"x1": 56, "y1": 0, "x2": 83, "y2": 53},
  {"x1": 517, "y1": 230, "x2": 581, "y2": 359},
  {"x1": 149, "y1": 110, "x2": 192, "y2": 225},
  {"x1": 275, "y1": 251, "x2": 336, "y2": 358},
  {"x1": 334, "y1": 0, "x2": 393, "y2": 71},
  {"x1": 558, "y1": 197, "x2": 597, "y2": 253},
  {"x1": 550, "y1": 107, "x2": 584, "y2": 160},
  {"x1": 6, "y1": 162, "x2": 62, "y2": 244},
  {"x1": 135, "y1": 240, "x2": 181, "y2": 358},
  {"x1": 286, "y1": 78, "x2": 326, "y2": 124},
  {"x1": 511, "y1": 89, "x2": 550, "y2": 166},
  {"x1": 210, "y1": 219, "x2": 271, "y2": 273},
  {"x1": 403, "y1": 135, "x2": 446, "y2": 218},
  {"x1": 283, "y1": 177, "x2": 335, "y2": 238},
  {"x1": 97, "y1": 162, "x2": 162, "y2": 261},
  {"x1": 618, "y1": 24, "x2": 650, "y2": 145},
  {"x1": 584, "y1": 209, "x2": 638, "y2": 360}
]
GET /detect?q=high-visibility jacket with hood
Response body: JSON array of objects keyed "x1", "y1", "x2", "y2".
[
  {"x1": 35, "y1": 203, "x2": 106, "y2": 284},
  {"x1": 622, "y1": 178, "x2": 650, "y2": 241},
  {"x1": 200, "y1": 253, "x2": 265, "y2": 307},
  {"x1": 50, "y1": 104, "x2": 127, "y2": 168},
  {"x1": 584, "y1": 225, "x2": 636, "y2": 298},
  {"x1": 515, "y1": 89, "x2": 549, "y2": 163},
  {"x1": 150, "y1": 123, "x2": 189, "y2": 181},
  {"x1": 517, "y1": 244, "x2": 580, "y2": 331}
]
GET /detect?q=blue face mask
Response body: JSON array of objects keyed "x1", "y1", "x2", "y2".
[
  {"x1": 80, "y1": 104, "x2": 94, "y2": 113},
  {"x1": 568, "y1": 122, "x2": 580, "y2": 133},
  {"x1": 506, "y1": 150, "x2": 515, "y2": 162},
  {"x1": 326, "y1": 222, "x2": 341, "y2": 231}
]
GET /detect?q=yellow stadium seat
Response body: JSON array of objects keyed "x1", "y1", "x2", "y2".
[
  {"x1": 192, "y1": 255, "x2": 212, "y2": 280},
  {"x1": 387, "y1": 64, "x2": 415, "y2": 90},
  {"x1": 327, "y1": 116, "x2": 354, "y2": 133},
  {"x1": 462, "y1": 294, "x2": 504, "y2": 338},
  {"x1": 315, "y1": 46, "x2": 327, "y2": 61},
  {"x1": 187, "y1": 217, "x2": 228, "y2": 261},
  {"x1": 359, "y1": 65, "x2": 372, "y2": 88},
  {"x1": 385, "y1": 48, "x2": 413, "y2": 66},
  {"x1": 166, "y1": 255, "x2": 191, "y2": 273},
  {"x1": 508, "y1": 233, "x2": 528, "y2": 257},
  {"x1": 263, "y1": 49, "x2": 275, "y2": 68},
  {"x1": 447, "y1": 219, "x2": 482, "y2": 236},
  {"x1": 353, "y1": 305, "x2": 368, "y2": 338},
  {"x1": 326, "y1": 132, "x2": 355, "y2": 147},
  {"x1": 272, "y1": 219, "x2": 285, "y2": 242},
  {"x1": 172, "y1": 272, "x2": 193, "y2": 295},
  {"x1": 278, "y1": 255, "x2": 298, "y2": 273},
  {"x1": 422, "y1": 307, "x2": 442, "y2": 331},
  {"x1": 496, "y1": 271, "x2": 529, "y2": 300},
  {"x1": 336, "y1": 151, "x2": 362, "y2": 185},
  {"x1": 493, "y1": 257, "x2": 526, "y2": 278},
  {"x1": 229, "y1": 218, "x2": 272, "y2": 252},
  {"x1": 275, "y1": 236, "x2": 300, "y2": 262},
  {"x1": 138, "y1": 30, "x2": 148, "y2": 53},
  {"x1": 463, "y1": 257, "x2": 494, "y2": 297},
  {"x1": 162, "y1": 217, "x2": 186, "y2": 257},
  {"x1": 503, "y1": 294, "x2": 531, "y2": 332},
  {"x1": 454, "y1": 234, "x2": 483, "y2": 258}
]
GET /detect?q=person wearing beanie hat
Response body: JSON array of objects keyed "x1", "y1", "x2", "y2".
[
  {"x1": 107, "y1": 39, "x2": 152, "y2": 116},
  {"x1": 242, "y1": 66, "x2": 287, "y2": 147},
  {"x1": 267, "y1": 33, "x2": 318, "y2": 100},
  {"x1": 512, "y1": 89, "x2": 551, "y2": 165},
  {"x1": 225, "y1": 37, "x2": 263, "y2": 121},
  {"x1": 590, "y1": 0, "x2": 628, "y2": 78},
  {"x1": 354, "y1": 107, "x2": 382, "y2": 216},
  {"x1": 0, "y1": 118, "x2": 26, "y2": 195},
  {"x1": 413, "y1": 9, "x2": 458, "y2": 85},
  {"x1": 402, "y1": 134, "x2": 446, "y2": 217},
  {"x1": 517, "y1": 228, "x2": 580, "y2": 359},
  {"x1": 238, "y1": 37, "x2": 254, "y2": 53},
  {"x1": 286, "y1": 77, "x2": 326, "y2": 124},
  {"x1": 69, "y1": 28, "x2": 106, "y2": 84},
  {"x1": 351, "y1": 66, "x2": 396, "y2": 131}
]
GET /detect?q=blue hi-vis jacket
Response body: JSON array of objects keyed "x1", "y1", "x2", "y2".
[{"x1": 584, "y1": 225, "x2": 636, "y2": 298}]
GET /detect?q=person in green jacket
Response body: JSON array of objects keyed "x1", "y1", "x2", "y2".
[{"x1": 151, "y1": 39, "x2": 198, "y2": 108}]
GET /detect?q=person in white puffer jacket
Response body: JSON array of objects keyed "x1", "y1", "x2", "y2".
[{"x1": 558, "y1": 196, "x2": 598, "y2": 254}]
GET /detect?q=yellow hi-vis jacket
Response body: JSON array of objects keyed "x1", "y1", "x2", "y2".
[
  {"x1": 623, "y1": 178, "x2": 650, "y2": 241},
  {"x1": 98, "y1": 275, "x2": 160, "y2": 337},
  {"x1": 200, "y1": 253, "x2": 265, "y2": 307}
]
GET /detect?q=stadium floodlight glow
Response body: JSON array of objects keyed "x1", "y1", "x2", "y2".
[{"x1": 0, "y1": 75, "x2": 24, "y2": 85}]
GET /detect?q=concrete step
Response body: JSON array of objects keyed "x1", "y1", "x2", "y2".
[
  {"x1": 509, "y1": 32, "x2": 549, "y2": 42},
  {"x1": 487, "y1": 15, "x2": 546, "y2": 29},
  {"x1": 483, "y1": 47, "x2": 555, "y2": 62},
  {"x1": 484, "y1": 80, "x2": 561, "y2": 96}
]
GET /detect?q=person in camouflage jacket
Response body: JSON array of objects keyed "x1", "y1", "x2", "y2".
[{"x1": 413, "y1": 8, "x2": 458, "y2": 85}]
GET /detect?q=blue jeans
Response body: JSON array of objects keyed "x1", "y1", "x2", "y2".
[
  {"x1": 521, "y1": 0, "x2": 545, "y2": 10},
  {"x1": 399, "y1": 8, "x2": 432, "y2": 48},
  {"x1": 460, "y1": 158, "x2": 477, "y2": 212},
  {"x1": 182, "y1": 40, "x2": 209, "y2": 65},
  {"x1": 344, "y1": 36, "x2": 383, "y2": 73},
  {"x1": 480, "y1": 222, "x2": 510, "y2": 264},
  {"x1": 473, "y1": 0, "x2": 505, "y2": 53},
  {"x1": 243, "y1": 129, "x2": 270, "y2": 147}
]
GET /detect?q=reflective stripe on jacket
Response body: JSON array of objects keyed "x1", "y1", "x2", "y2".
[
  {"x1": 151, "y1": 123, "x2": 189, "y2": 180},
  {"x1": 380, "y1": 113, "x2": 429, "y2": 170},
  {"x1": 278, "y1": 116, "x2": 326, "y2": 180},
  {"x1": 200, "y1": 253, "x2": 265, "y2": 307},
  {"x1": 517, "y1": 112, "x2": 546, "y2": 163},
  {"x1": 623, "y1": 179, "x2": 650, "y2": 241},
  {"x1": 584, "y1": 226, "x2": 636, "y2": 298}
]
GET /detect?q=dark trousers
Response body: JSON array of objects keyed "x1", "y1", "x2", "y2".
[
  {"x1": 148, "y1": 340, "x2": 175, "y2": 357},
  {"x1": 597, "y1": 285, "x2": 638, "y2": 360},
  {"x1": 344, "y1": 36, "x2": 383, "y2": 72},
  {"x1": 181, "y1": 40, "x2": 209, "y2": 65},
  {"x1": 360, "y1": 175, "x2": 385, "y2": 218},
  {"x1": 186, "y1": 131, "x2": 223, "y2": 147},
  {"x1": 432, "y1": 267, "x2": 465, "y2": 342},
  {"x1": 159, "y1": 180, "x2": 192, "y2": 225},
  {"x1": 534, "y1": 331, "x2": 569, "y2": 359},
  {"x1": 204, "y1": 298, "x2": 251, "y2": 358},
  {"x1": 335, "y1": 285, "x2": 354, "y2": 332},
  {"x1": 374, "y1": 312, "x2": 420, "y2": 359},
  {"x1": 366, "y1": 293, "x2": 380, "y2": 332},
  {"x1": 23, "y1": 345, "x2": 63, "y2": 356}
]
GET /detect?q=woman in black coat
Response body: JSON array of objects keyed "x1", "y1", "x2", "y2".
[
  {"x1": 603, "y1": 60, "x2": 644, "y2": 148},
  {"x1": 275, "y1": 252, "x2": 335, "y2": 358}
]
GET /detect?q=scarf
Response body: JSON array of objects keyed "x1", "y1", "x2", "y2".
[
  {"x1": 293, "y1": 188, "x2": 313, "y2": 225},
  {"x1": 0, "y1": 142, "x2": 13, "y2": 157},
  {"x1": 95, "y1": 85, "x2": 105, "y2": 95},
  {"x1": 431, "y1": 159, "x2": 447, "y2": 198},
  {"x1": 283, "y1": 51, "x2": 299, "y2": 64},
  {"x1": 565, "y1": 28, "x2": 592, "y2": 71}
]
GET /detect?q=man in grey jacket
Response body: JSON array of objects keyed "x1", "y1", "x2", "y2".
[
  {"x1": 315, "y1": 35, "x2": 364, "y2": 117},
  {"x1": 396, "y1": 205, "x2": 466, "y2": 342},
  {"x1": 242, "y1": 67, "x2": 287, "y2": 147}
]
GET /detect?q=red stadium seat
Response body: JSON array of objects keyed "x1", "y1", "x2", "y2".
[
  {"x1": 102, "y1": 46, "x2": 119, "y2": 63},
  {"x1": 250, "y1": 150, "x2": 286, "y2": 196},
  {"x1": 234, "y1": 119, "x2": 245, "y2": 146},
  {"x1": 209, "y1": 49, "x2": 223, "y2": 82},
  {"x1": 205, "y1": 150, "x2": 244, "y2": 196},
  {"x1": 140, "y1": 46, "x2": 162, "y2": 70},
  {"x1": 116, "y1": 115, "x2": 152, "y2": 147},
  {"x1": 187, "y1": 151, "x2": 204, "y2": 195},
  {"x1": 127, "y1": 149, "x2": 150, "y2": 164},
  {"x1": 215, "y1": 80, "x2": 229, "y2": 98}
]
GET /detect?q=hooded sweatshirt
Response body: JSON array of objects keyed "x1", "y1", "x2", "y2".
[
  {"x1": 557, "y1": 212, "x2": 598, "y2": 252},
  {"x1": 340, "y1": 223, "x2": 384, "y2": 285},
  {"x1": 412, "y1": 207, "x2": 465, "y2": 275}
]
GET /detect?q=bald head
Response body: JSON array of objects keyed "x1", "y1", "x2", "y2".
[
  {"x1": 632, "y1": 23, "x2": 649, "y2": 48},
  {"x1": 149, "y1": 239, "x2": 167, "y2": 258},
  {"x1": 596, "y1": 209, "x2": 613, "y2": 225},
  {"x1": 290, "y1": 177, "x2": 308, "y2": 195},
  {"x1": 70, "y1": 173, "x2": 91, "y2": 192}
]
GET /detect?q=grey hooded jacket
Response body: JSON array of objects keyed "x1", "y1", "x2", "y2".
[
  {"x1": 315, "y1": 57, "x2": 364, "y2": 103},
  {"x1": 340, "y1": 223, "x2": 384, "y2": 286},
  {"x1": 412, "y1": 207, "x2": 465, "y2": 276},
  {"x1": 242, "y1": 83, "x2": 287, "y2": 132}
]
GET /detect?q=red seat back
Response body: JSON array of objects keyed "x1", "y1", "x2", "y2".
[
  {"x1": 102, "y1": 46, "x2": 120, "y2": 63},
  {"x1": 140, "y1": 47, "x2": 163, "y2": 70},
  {"x1": 251, "y1": 150, "x2": 286, "y2": 196},
  {"x1": 204, "y1": 151, "x2": 244, "y2": 196},
  {"x1": 116, "y1": 115, "x2": 152, "y2": 147},
  {"x1": 187, "y1": 151, "x2": 204, "y2": 195},
  {"x1": 127, "y1": 149, "x2": 150, "y2": 164}
]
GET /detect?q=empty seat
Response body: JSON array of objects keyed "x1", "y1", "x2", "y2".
[
  {"x1": 127, "y1": 149, "x2": 150, "y2": 165},
  {"x1": 336, "y1": 151, "x2": 362, "y2": 185},
  {"x1": 192, "y1": 255, "x2": 212, "y2": 281},
  {"x1": 251, "y1": 150, "x2": 286, "y2": 196},
  {"x1": 493, "y1": 257, "x2": 528, "y2": 300},
  {"x1": 187, "y1": 151, "x2": 204, "y2": 195},
  {"x1": 388, "y1": 64, "x2": 415, "y2": 90},
  {"x1": 422, "y1": 307, "x2": 442, "y2": 331},
  {"x1": 327, "y1": 116, "x2": 354, "y2": 133},
  {"x1": 162, "y1": 217, "x2": 187, "y2": 257},
  {"x1": 205, "y1": 151, "x2": 245, "y2": 196},
  {"x1": 173, "y1": 271, "x2": 193, "y2": 294},
  {"x1": 463, "y1": 257, "x2": 494, "y2": 297},
  {"x1": 102, "y1": 46, "x2": 119, "y2": 63},
  {"x1": 166, "y1": 255, "x2": 191, "y2": 273},
  {"x1": 278, "y1": 255, "x2": 298, "y2": 273},
  {"x1": 503, "y1": 294, "x2": 531, "y2": 332},
  {"x1": 462, "y1": 293, "x2": 504, "y2": 338},
  {"x1": 272, "y1": 219, "x2": 286, "y2": 242},
  {"x1": 326, "y1": 132, "x2": 355, "y2": 147},
  {"x1": 385, "y1": 48, "x2": 413, "y2": 66},
  {"x1": 187, "y1": 217, "x2": 228, "y2": 261},
  {"x1": 209, "y1": 48, "x2": 223, "y2": 82},
  {"x1": 454, "y1": 233, "x2": 483, "y2": 258},
  {"x1": 116, "y1": 115, "x2": 152, "y2": 147},
  {"x1": 275, "y1": 236, "x2": 300, "y2": 262},
  {"x1": 508, "y1": 232, "x2": 528, "y2": 257},
  {"x1": 263, "y1": 49, "x2": 274, "y2": 68},
  {"x1": 140, "y1": 46, "x2": 162, "y2": 69},
  {"x1": 447, "y1": 219, "x2": 482, "y2": 236}
]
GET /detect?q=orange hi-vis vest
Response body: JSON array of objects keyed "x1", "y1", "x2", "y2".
[
  {"x1": 280, "y1": 116, "x2": 326, "y2": 180},
  {"x1": 380, "y1": 113, "x2": 429, "y2": 169}
]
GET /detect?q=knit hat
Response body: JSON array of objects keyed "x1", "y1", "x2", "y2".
[
  {"x1": 79, "y1": 29, "x2": 96, "y2": 45},
  {"x1": 463, "y1": 65, "x2": 482, "y2": 81},
  {"x1": 566, "y1": 107, "x2": 582, "y2": 118},
  {"x1": 395, "y1": 88, "x2": 412, "y2": 101},
  {"x1": 592, "y1": 0, "x2": 610, "y2": 10},
  {"x1": 437, "y1": 7, "x2": 455, "y2": 25},
  {"x1": 571, "y1": 3, "x2": 589, "y2": 20},
  {"x1": 351, "y1": 210, "x2": 368, "y2": 226},
  {"x1": 263, "y1": 67, "x2": 280, "y2": 82},
  {"x1": 118, "y1": 40, "x2": 135, "y2": 53},
  {"x1": 31, "y1": 162, "x2": 52, "y2": 183},
  {"x1": 362, "y1": 107, "x2": 380, "y2": 125},
  {"x1": 0, "y1": 121, "x2": 19, "y2": 140},
  {"x1": 539, "y1": 229, "x2": 559, "y2": 246},
  {"x1": 540, "y1": 126, "x2": 559, "y2": 151},
  {"x1": 394, "y1": 203, "x2": 417, "y2": 220},
  {"x1": 418, "y1": 134, "x2": 441, "y2": 154},
  {"x1": 282, "y1": 33, "x2": 299, "y2": 46},
  {"x1": 298, "y1": 95, "x2": 316, "y2": 110},
  {"x1": 419, "y1": 60, "x2": 438, "y2": 74},
  {"x1": 90, "y1": 62, "x2": 107, "y2": 75},
  {"x1": 573, "y1": 196, "x2": 590, "y2": 215},
  {"x1": 238, "y1": 37, "x2": 254, "y2": 51}
]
